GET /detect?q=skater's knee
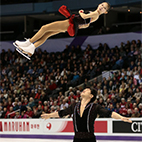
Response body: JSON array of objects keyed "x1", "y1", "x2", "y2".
[{"x1": 41, "y1": 25, "x2": 47, "y2": 31}]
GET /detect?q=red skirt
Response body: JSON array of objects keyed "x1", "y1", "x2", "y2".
[{"x1": 58, "y1": 5, "x2": 77, "y2": 36}]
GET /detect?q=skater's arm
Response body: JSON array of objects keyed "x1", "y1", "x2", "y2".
[
  {"x1": 79, "y1": 23, "x2": 90, "y2": 29},
  {"x1": 79, "y1": 10, "x2": 99, "y2": 21},
  {"x1": 97, "y1": 104, "x2": 132, "y2": 123},
  {"x1": 111, "y1": 111, "x2": 132, "y2": 123},
  {"x1": 41, "y1": 103, "x2": 76, "y2": 119},
  {"x1": 41, "y1": 112, "x2": 59, "y2": 120}
]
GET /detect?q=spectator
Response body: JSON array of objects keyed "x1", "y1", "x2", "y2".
[
  {"x1": 70, "y1": 72, "x2": 79, "y2": 86},
  {"x1": 20, "y1": 111, "x2": 27, "y2": 118},
  {"x1": 67, "y1": 86, "x2": 74, "y2": 96},
  {"x1": 114, "y1": 103, "x2": 120, "y2": 113},
  {"x1": 39, "y1": 73, "x2": 44, "y2": 82},
  {"x1": 40, "y1": 91, "x2": 48, "y2": 103},
  {"x1": 27, "y1": 97, "x2": 36, "y2": 109},
  {"x1": 32, "y1": 109, "x2": 39, "y2": 118},
  {"x1": 135, "y1": 98, "x2": 141, "y2": 107},
  {"x1": 83, "y1": 78, "x2": 90, "y2": 88},
  {"x1": 7, "y1": 100, "x2": 13, "y2": 111},
  {"x1": 120, "y1": 98, "x2": 126, "y2": 108},
  {"x1": 119, "y1": 104, "x2": 128, "y2": 116},
  {"x1": 26, "y1": 106, "x2": 33, "y2": 118},
  {"x1": 43, "y1": 105, "x2": 49, "y2": 113},
  {"x1": 14, "y1": 112, "x2": 21, "y2": 119},
  {"x1": 126, "y1": 99, "x2": 133, "y2": 109},
  {"x1": 60, "y1": 99, "x2": 69, "y2": 110},
  {"x1": 112, "y1": 56, "x2": 124, "y2": 69},
  {"x1": 127, "y1": 109, "x2": 132, "y2": 117},
  {"x1": 30, "y1": 89, "x2": 36, "y2": 98},
  {"x1": 127, "y1": 67, "x2": 131, "y2": 76},
  {"x1": 8, "y1": 106, "x2": 15, "y2": 118},
  {"x1": 68, "y1": 92, "x2": 76, "y2": 104},
  {"x1": 76, "y1": 90, "x2": 81, "y2": 99},
  {"x1": 138, "y1": 103, "x2": 142, "y2": 117},
  {"x1": 98, "y1": 98, "x2": 105, "y2": 107},
  {"x1": 108, "y1": 104, "x2": 114, "y2": 112},
  {"x1": 53, "y1": 101, "x2": 58, "y2": 110},
  {"x1": 27, "y1": 66, "x2": 34, "y2": 75},
  {"x1": 36, "y1": 105, "x2": 43, "y2": 117},
  {"x1": 60, "y1": 68, "x2": 68, "y2": 76},
  {"x1": 96, "y1": 90, "x2": 103, "y2": 100},
  {"x1": 35, "y1": 89, "x2": 41, "y2": 100},
  {"x1": 56, "y1": 106, "x2": 60, "y2": 112},
  {"x1": 131, "y1": 107, "x2": 140, "y2": 117},
  {"x1": 13, "y1": 102, "x2": 19, "y2": 111},
  {"x1": 50, "y1": 106, "x2": 55, "y2": 113},
  {"x1": 0, "y1": 106, "x2": 3, "y2": 118},
  {"x1": 59, "y1": 80, "x2": 67, "y2": 93},
  {"x1": 49, "y1": 80, "x2": 57, "y2": 91},
  {"x1": 129, "y1": 61, "x2": 135, "y2": 70}
]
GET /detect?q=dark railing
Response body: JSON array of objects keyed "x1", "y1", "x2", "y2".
[{"x1": 1, "y1": 0, "x2": 57, "y2": 5}]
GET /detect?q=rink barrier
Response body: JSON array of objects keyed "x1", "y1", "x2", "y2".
[
  {"x1": 0, "y1": 32, "x2": 141, "y2": 53},
  {"x1": 0, "y1": 118, "x2": 142, "y2": 141}
]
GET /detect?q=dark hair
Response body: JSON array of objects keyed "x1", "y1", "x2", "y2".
[
  {"x1": 104, "y1": 2, "x2": 111, "y2": 12},
  {"x1": 87, "y1": 87, "x2": 97, "y2": 102}
]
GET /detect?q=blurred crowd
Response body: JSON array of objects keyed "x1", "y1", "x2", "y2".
[{"x1": 0, "y1": 39, "x2": 142, "y2": 119}]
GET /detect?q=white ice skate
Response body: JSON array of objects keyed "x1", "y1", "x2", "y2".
[
  {"x1": 15, "y1": 43, "x2": 35, "y2": 60},
  {"x1": 13, "y1": 38, "x2": 31, "y2": 48}
]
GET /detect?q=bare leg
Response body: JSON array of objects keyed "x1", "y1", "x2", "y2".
[
  {"x1": 34, "y1": 31, "x2": 61, "y2": 48},
  {"x1": 30, "y1": 19, "x2": 69, "y2": 43}
]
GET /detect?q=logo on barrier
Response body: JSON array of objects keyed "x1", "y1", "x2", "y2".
[
  {"x1": 2, "y1": 121, "x2": 30, "y2": 132},
  {"x1": 131, "y1": 122, "x2": 142, "y2": 132},
  {"x1": 46, "y1": 123, "x2": 51, "y2": 130},
  {"x1": 113, "y1": 121, "x2": 142, "y2": 133}
]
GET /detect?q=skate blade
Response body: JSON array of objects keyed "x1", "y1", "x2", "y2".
[
  {"x1": 13, "y1": 42, "x2": 19, "y2": 48},
  {"x1": 16, "y1": 48, "x2": 31, "y2": 60}
]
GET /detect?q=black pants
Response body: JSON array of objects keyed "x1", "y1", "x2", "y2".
[{"x1": 73, "y1": 137, "x2": 96, "y2": 142}]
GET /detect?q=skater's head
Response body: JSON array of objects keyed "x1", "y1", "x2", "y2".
[
  {"x1": 97, "y1": 2, "x2": 111, "y2": 14},
  {"x1": 81, "y1": 87, "x2": 97, "y2": 102}
]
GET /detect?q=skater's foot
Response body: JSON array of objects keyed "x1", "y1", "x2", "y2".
[
  {"x1": 16, "y1": 47, "x2": 32, "y2": 60},
  {"x1": 14, "y1": 43, "x2": 35, "y2": 60},
  {"x1": 14, "y1": 38, "x2": 31, "y2": 47}
]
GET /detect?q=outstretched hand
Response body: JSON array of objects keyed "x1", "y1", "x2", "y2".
[
  {"x1": 121, "y1": 117, "x2": 132, "y2": 123},
  {"x1": 79, "y1": 9, "x2": 84, "y2": 13},
  {"x1": 41, "y1": 113, "x2": 50, "y2": 120}
]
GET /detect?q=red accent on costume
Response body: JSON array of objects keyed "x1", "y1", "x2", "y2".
[
  {"x1": 58, "y1": 5, "x2": 71, "y2": 18},
  {"x1": 58, "y1": 5, "x2": 75, "y2": 36},
  {"x1": 67, "y1": 14, "x2": 75, "y2": 36}
]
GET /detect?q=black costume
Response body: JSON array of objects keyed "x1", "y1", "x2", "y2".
[
  {"x1": 58, "y1": 5, "x2": 91, "y2": 36},
  {"x1": 58, "y1": 101, "x2": 112, "y2": 142}
]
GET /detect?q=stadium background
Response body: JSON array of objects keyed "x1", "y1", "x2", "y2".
[{"x1": 0, "y1": 0, "x2": 142, "y2": 141}]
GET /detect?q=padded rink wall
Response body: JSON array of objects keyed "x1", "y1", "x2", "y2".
[
  {"x1": 0, "y1": 118, "x2": 142, "y2": 141},
  {"x1": 0, "y1": 32, "x2": 141, "y2": 53}
]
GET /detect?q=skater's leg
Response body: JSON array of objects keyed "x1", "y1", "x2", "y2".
[
  {"x1": 14, "y1": 30, "x2": 65, "y2": 60},
  {"x1": 30, "y1": 19, "x2": 69, "y2": 43},
  {"x1": 34, "y1": 31, "x2": 61, "y2": 48}
]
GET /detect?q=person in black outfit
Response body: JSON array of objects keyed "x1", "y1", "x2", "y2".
[{"x1": 41, "y1": 87, "x2": 132, "y2": 142}]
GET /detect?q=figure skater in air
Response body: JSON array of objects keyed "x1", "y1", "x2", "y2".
[
  {"x1": 41, "y1": 88, "x2": 132, "y2": 142},
  {"x1": 13, "y1": 2, "x2": 111, "y2": 60}
]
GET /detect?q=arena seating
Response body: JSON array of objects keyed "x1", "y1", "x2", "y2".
[{"x1": 0, "y1": 39, "x2": 142, "y2": 118}]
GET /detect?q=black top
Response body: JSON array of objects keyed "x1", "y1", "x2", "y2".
[
  {"x1": 58, "y1": 101, "x2": 112, "y2": 140},
  {"x1": 72, "y1": 15, "x2": 91, "y2": 36},
  {"x1": 74, "y1": 15, "x2": 91, "y2": 25}
]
